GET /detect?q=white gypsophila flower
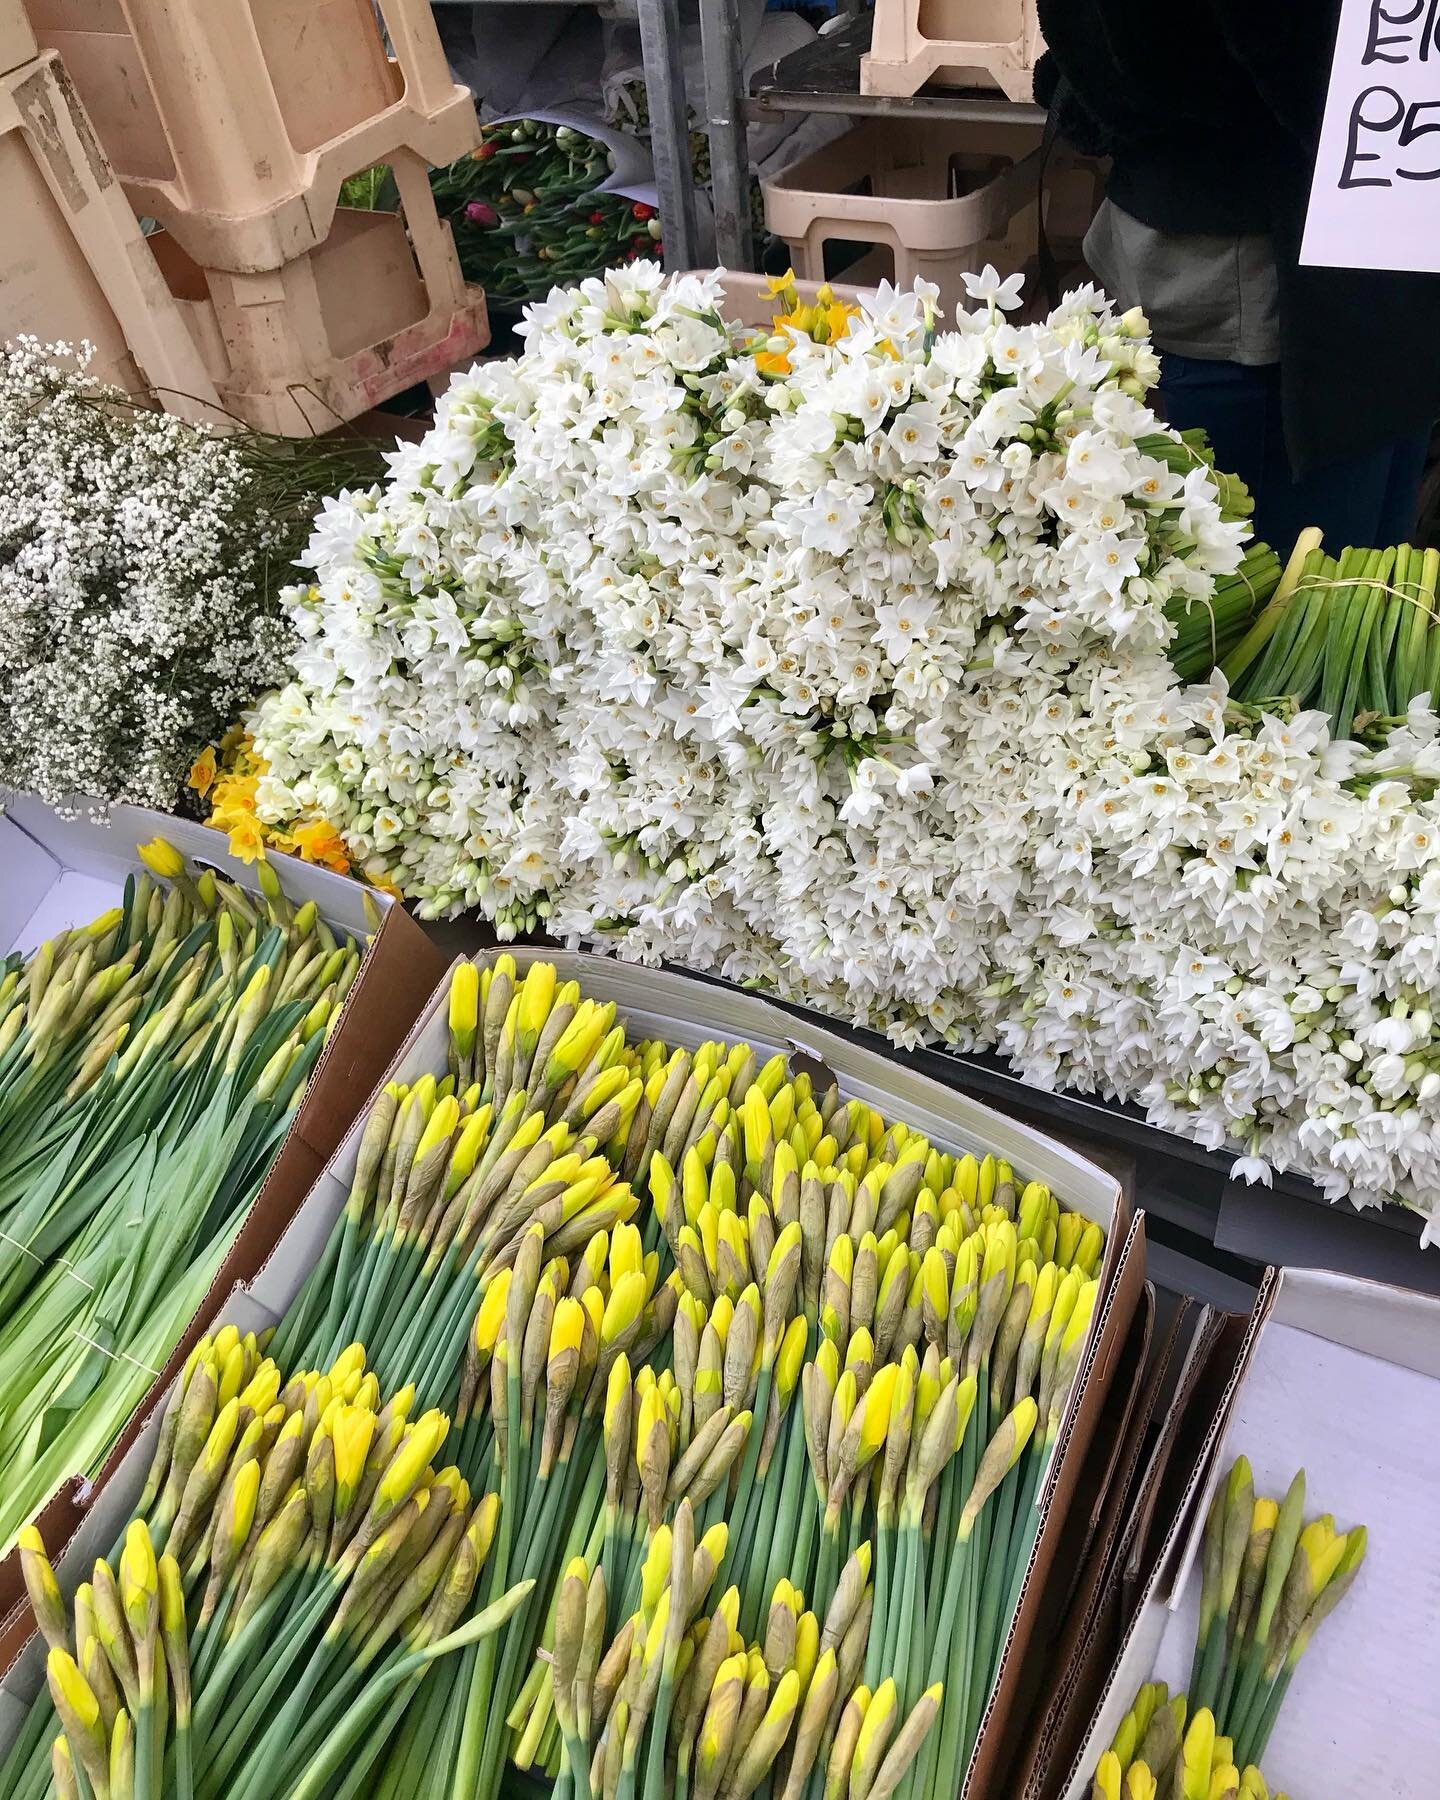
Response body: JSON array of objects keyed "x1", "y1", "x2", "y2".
[
  {"x1": 0, "y1": 340, "x2": 299, "y2": 812},
  {"x1": 247, "y1": 268, "x2": 1440, "y2": 1235}
]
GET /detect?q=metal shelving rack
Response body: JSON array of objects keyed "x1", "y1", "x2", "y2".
[{"x1": 694, "y1": 5, "x2": 1044, "y2": 269}]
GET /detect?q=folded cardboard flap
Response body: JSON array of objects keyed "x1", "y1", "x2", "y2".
[
  {"x1": 1017, "y1": 1298, "x2": 1253, "y2": 1800},
  {"x1": 1011, "y1": 1288, "x2": 1185, "y2": 1800},
  {"x1": 1059, "y1": 1265, "x2": 1440, "y2": 1800},
  {"x1": 1054, "y1": 1270, "x2": 1278, "y2": 1800},
  {"x1": 0, "y1": 798, "x2": 445, "y2": 1643},
  {"x1": 1000, "y1": 1283, "x2": 1155, "y2": 1797},
  {"x1": 1121, "y1": 1306, "x2": 1253, "y2": 1609}
]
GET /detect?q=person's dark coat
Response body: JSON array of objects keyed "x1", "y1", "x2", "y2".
[{"x1": 1035, "y1": 0, "x2": 1440, "y2": 474}]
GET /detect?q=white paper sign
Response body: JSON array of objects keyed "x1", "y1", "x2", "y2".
[{"x1": 1302, "y1": 0, "x2": 1440, "y2": 271}]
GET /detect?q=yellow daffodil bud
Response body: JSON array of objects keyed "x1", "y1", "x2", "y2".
[
  {"x1": 601, "y1": 1270, "x2": 648, "y2": 1342},
  {"x1": 449, "y1": 963, "x2": 480, "y2": 1054},
  {"x1": 137, "y1": 837, "x2": 185, "y2": 881}
]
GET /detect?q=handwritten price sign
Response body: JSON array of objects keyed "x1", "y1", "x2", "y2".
[{"x1": 1302, "y1": 0, "x2": 1440, "y2": 270}]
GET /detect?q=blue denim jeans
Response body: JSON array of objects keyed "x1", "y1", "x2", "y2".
[{"x1": 1158, "y1": 353, "x2": 1430, "y2": 547}]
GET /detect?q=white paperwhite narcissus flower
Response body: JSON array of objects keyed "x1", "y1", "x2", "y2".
[{"x1": 247, "y1": 266, "x2": 1440, "y2": 1236}]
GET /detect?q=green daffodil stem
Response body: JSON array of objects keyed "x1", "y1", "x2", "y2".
[{"x1": 287, "y1": 1580, "x2": 534, "y2": 1800}]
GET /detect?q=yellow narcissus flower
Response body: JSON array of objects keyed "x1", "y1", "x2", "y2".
[
  {"x1": 1125, "y1": 1766, "x2": 1156, "y2": 1800},
  {"x1": 775, "y1": 1315, "x2": 809, "y2": 1402}
]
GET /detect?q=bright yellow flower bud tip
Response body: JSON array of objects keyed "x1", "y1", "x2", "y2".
[
  {"x1": 332, "y1": 1405, "x2": 378, "y2": 1497},
  {"x1": 137, "y1": 836, "x2": 185, "y2": 880},
  {"x1": 549, "y1": 1297, "x2": 587, "y2": 1363},
  {"x1": 856, "y1": 1678, "x2": 896, "y2": 1760},
  {"x1": 641, "y1": 1527, "x2": 672, "y2": 1614},
  {"x1": 417, "y1": 1095, "x2": 461, "y2": 1162},
  {"x1": 518, "y1": 962, "x2": 558, "y2": 1032},
  {"x1": 601, "y1": 1270, "x2": 648, "y2": 1343},
  {"x1": 158, "y1": 1555, "x2": 185, "y2": 1635},
  {"x1": 120, "y1": 1519, "x2": 157, "y2": 1602},
  {"x1": 47, "y1": 1649, "x2": 99, "y2": 1730},
  {"x1": 474, "y1": 1271, "x2": 511, "y2": 1353},
  {"x1": 1126, "y1": 1766, "x2": 1157, "y2": 1800},
  {"x1": 1299, "y1": 1518, "x2": 1347, "y2": 1591},
  {"x1": 449, "y1": 963, "x2": 480, "y2": 1037},
  {"x1": 1093, "y1": 1751, "x2": 1121, "y2": 1800},
  {"x1": 17, "y1": 1525, "x2": 45, "y2": 1556},
  {"x1": 1064, "y1": 1279, "x2": 1099, "y2": 1353}
]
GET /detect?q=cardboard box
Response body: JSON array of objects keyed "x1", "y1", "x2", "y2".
[
  {"x1": 1057, "y1": 1267, "x2": 1440, "y2": 1800},
  {"x1": 993, "y1": 1282, "x2": 1155, "y2": 1791},
  {"x1": 1013, "y1": 1299, "x2": 1256, "y2": 1799},
  {"x1": 0, "y1": 944, "x2": 1142, "y2": 1785},
  {"x1": 0, "y1": 797, "x2": 445, "y2": 1631}
]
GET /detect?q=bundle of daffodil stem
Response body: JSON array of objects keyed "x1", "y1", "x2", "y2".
[
  {"x1": 1089, "y1": 1455, "x2": 1366, "y2": 1800},
  {"x1": 234, "y1": 954, "x2": 1108, "y2": 1800},
  {"x1": 0, "y1": 1332, "x2": 531, "y2": 1800},
  {"x1": 0, "y1": 837, "x2": 364, "y2": 1552}
]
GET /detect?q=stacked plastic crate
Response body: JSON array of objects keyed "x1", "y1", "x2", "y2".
[
  {"x1": 860, "y1": 0, "x2": 1044, "y2": 102},
  {"x1": 0, "y1": 0, "x2": 220, "y2": 416},
  {"x1": 22, "y1": 0, "x2": 489, "y2": 431}
]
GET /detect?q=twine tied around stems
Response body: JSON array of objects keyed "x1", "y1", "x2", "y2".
[
  {"x1": 1170, "y1": 593, "x2": 1220, "y2": 667},
  {"x1": 69, "y1": 1328, "x2": 163, "y2": 1378},
  {"x1": 0, "y1": 1228, "x2": 96, "y2": 1291},
  {"x1": 1281, "y1": 571, "x2": 1434, "y2": 616}
]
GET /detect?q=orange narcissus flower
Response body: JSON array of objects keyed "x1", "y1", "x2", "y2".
[
  {"x1": 290, "y1": 819, "x2": 353, "y2": 875},
  {"x1": 188, "y1": 745, "x2": 218, "y2": 798}
]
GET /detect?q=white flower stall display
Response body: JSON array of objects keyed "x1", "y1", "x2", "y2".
[{"x1": 244, "y1": 265, "x2": 1440, "y2": 1234}]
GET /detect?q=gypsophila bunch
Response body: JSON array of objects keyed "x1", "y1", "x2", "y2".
[
  {"x1": 0, "y1": 339, "x2": 382, "y2": 812},
  {"x1": 242, "y1": 267, "x2": 1440, "y2": 1233}
]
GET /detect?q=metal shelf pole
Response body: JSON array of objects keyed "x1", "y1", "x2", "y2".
[
  {"x1": 636, "y1": 0, "x2": 699, "y2": 268},
  {"x1": 699, "y1": 0, "x2": 753, "y2": 270}
]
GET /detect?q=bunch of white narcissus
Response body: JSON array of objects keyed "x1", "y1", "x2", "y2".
[{"x1": 247, "y1": 262, "x2": 1440, "y2": 1236}]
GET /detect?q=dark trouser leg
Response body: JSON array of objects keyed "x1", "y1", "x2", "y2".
[{"x1": 1158, "y1": 352, "x2": 1431, "y2": 546}]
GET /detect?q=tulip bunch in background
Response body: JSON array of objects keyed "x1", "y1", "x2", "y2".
[
  {"x1": 0, "y1": 838, "x2": 364, "y2": 1552},
  {"x1": 254, "y1": 955, "x2": 1106, "y2": 1798},
  {"x1": 343, "y1": 123, "x2": 660, "y2": 308},
  {"x1": 0, "y1": 1334, "x2": 531, "y2": 1800},
  {"x1": 1089, "y1": 1455, "x2": 1366, "y2": 1800}
]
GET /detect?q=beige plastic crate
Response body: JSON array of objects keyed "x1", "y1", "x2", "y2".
[
  {"x1": 763, "y1": 119, "x2": 1045, "y2": 320},
  {"x1": 149, "y1": 150, "x2": 490, "y2": 435},
  {"x1": 0, "y1": 48, "x2": 219, "y2": 419},
  {"x1": 23, "y1": 0, "x2": 479, "y2": 273},
  {"x1": 861, "y1": 0, "x2": 1044, "y2": 102},
  {"x1": 0, "y1": 0, "x2": 34, "y2": 74}
]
